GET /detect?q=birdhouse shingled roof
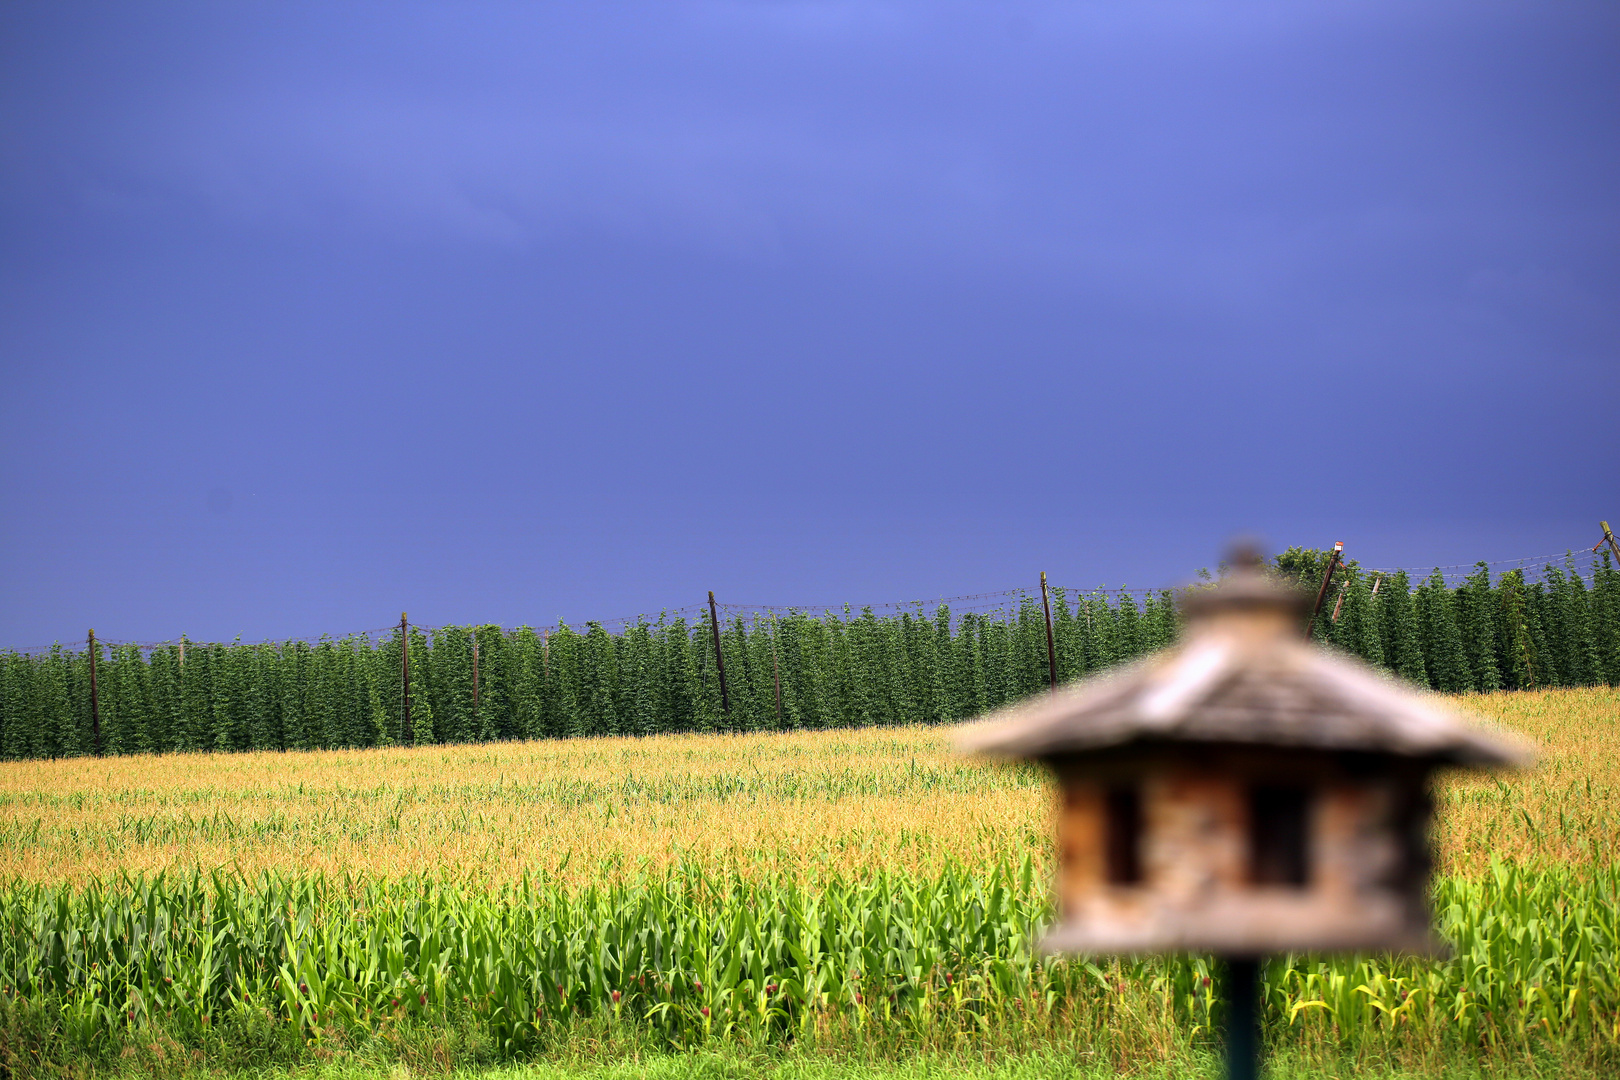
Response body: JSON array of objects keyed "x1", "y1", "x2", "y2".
[{"x1": 960, "y1": 559, "x2": 1529, "y2": 768}]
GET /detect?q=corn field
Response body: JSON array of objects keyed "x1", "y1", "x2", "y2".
[
  {"x1": 0, "y1": 860, "x2": 1615, "y2": 1070},
  {"x1": 3, "y1": 553, "x2": 1617, "y2": 761}
]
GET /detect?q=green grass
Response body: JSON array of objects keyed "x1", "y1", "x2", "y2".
[{"x1": 29, "y1": 1043, "x2": 1607, "y2": 1080}]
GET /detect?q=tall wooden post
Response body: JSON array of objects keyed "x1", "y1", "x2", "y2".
[
  {"x1": 1305, "y1": 541, "x2": 1344, "y2": 639},
  {"x1": 708, "y1": 591, "x2": 730, "y2": 715},
  {"x1": 400, "y1": 613, "x2": 411, "y2": 743},
  {"x1": 1594, "y1": 521, "x2": 1620, "y2": 563},
  {"x1": 1039, "y1": 572, "x2": 1058, "y2": 693},
  {"x1": 87, "y1": 629, "x2": 102, "y2": 757}
]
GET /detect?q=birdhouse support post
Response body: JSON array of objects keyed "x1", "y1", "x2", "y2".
[{"x1": 1223, "y1": 956, "x2": 1261, "y2": 1080}]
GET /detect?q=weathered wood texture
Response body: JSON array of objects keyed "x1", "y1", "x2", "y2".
[{"x1": 1047, "y1": 751, "x2": 1436, "y2": 955}]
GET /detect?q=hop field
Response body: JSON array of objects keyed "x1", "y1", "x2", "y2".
[{"x1": 0, "y1": 687, "x2": 1616, "y2": 1078}]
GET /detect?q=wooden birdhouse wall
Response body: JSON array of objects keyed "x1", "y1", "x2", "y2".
[{"x1": 1049, "y1": 752, "x2": 1437, "y2": 955}]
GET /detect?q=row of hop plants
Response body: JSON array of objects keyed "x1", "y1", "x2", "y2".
[
  {"x1": 0, "y1": 859, "x2": 1614, "y2": 1068},
  {"x1": 1, "y1": 552, "x2": 1617, "y2": 760},
  {"x1": 1293, "y1": 549, "x2": 1620, "y2": 696}
]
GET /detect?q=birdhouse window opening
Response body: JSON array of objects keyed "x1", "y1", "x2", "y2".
[
  {"x1": 1248, "y1": 785, "x2": 1311, "y2": 887},
  {"x1": 1103, "y1": 786, "x2": 1144, "y2": 885}
]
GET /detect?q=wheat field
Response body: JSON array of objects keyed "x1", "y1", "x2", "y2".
[{"x1": 1, "y1": 687, "x2": 1612, "y2": 888}]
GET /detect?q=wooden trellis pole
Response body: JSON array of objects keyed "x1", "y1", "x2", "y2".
[
  {"x1": 1040, "y1": 572, "x2": 1058, "y2": 693},
  {"x1": 400, "y1": 613, "x2": 411, "y2": 742},
  {"x1": 88, "y1": 629, "x2": 102, "y2": 757},
  {"x1": 1594, "y1": 521, "x2": 1620, "y2": 562},
  {"x1": 708, "y1": 591, "x2": 730, "y2": 715},
  {"x1": 1306, "y1": 541, "x2": 1344, "y2": 639}
]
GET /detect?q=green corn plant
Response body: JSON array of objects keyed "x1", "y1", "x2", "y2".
[{"x1": 0, "y1": 860, "x2": 1617, "y2": 1065}]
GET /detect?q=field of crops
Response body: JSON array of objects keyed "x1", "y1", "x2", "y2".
[
  {"x1": 1, "y1": 687, "x2": 1616, "y2": 1077},
  {"x1": 0, "y1": 689, "x2": 1615, "y2": 887}
]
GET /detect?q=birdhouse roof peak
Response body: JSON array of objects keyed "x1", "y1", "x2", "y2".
[{"x1": 1178, "y1": 542, "x2": 1313, "y2": 625}]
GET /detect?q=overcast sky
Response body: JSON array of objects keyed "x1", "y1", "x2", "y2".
[{"x1": 2, "y1": 1, "x2": 1617, "y2": 646}]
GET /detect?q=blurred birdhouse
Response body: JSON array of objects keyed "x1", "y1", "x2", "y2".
[{"x1": 962, "y1": 547, "x2": 1527, "y2": 957}]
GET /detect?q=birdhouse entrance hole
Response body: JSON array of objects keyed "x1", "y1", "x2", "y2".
[
  {"x1": 1103, "y1": 786, "x2": 1143, "y2": 885},
  {"x1": 1248, "y1": 786, "x2": 1310, "y2": 887}
]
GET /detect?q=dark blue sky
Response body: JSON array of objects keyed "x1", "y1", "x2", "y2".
[{"x1": 2, "y1": 2, "x2": 1617, "y2": 646}]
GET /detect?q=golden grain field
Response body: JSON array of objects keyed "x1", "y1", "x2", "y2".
[{"x1": 0, "y1": 687, "x2": 1613, "y2": 887}]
